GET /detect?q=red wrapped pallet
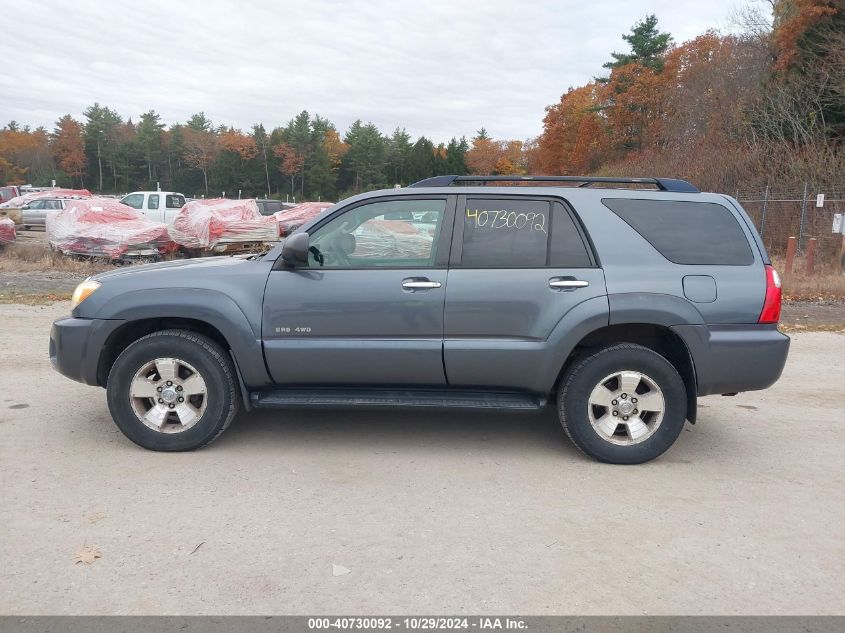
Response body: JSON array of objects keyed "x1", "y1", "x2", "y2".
[
  {"x1": 169, "y1": 198, "x2": 279, "y2": 249},
  {"x1": 353, "y1": 220, "x2": 434, "y2": 259},
  {"x1": 0, "y1": 217, "x2": 16, "y2": 244},
  {"x1": 46, "y1": 198, "x2": 173, "y2": 259},
  {"x1": 274, "y1": 202, "x2": 333, "y2": 237}
]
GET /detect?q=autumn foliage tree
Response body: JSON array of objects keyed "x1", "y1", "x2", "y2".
[
  {"x1": 182, "y1": 120, "x2": 219, "y2": 195},
  {"x1": 274, "y1": 143, "x2": 305, "y2": 197},
  {"x1": 50, "y1": 115, "x2": 86, "y2": 187}
]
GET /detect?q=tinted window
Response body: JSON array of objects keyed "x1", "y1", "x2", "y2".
[
  {"x1": 147, "y1": 194, "x2": 159, "y2": 209},
  {"x1": 166, "y1": 194, "x2": 185, "y2": 209},
  {"x1": 602, "y1": 198, "x2": 754, "y2": 265},
  {"x1": 550, "y1": 202, "x2": 592, "y2": 267},
  {"x1": 309, "y1": 199, "x2": 445, "y2": 268},
  {"x1": 121, "y1": 194, "x2": 144, "y2": 209},
  {"x1": 259, "y1": 200, "x2": 282, "y2": 215},
  {"x1": 460, "y1": 199, "x2": 550, "y2": 267}
]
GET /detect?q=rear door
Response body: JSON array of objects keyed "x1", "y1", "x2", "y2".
[
  {"x1": 444, "y1": 195, "x2": 607, "y2": 390},
  {"x1": 164, "y1": 193, "x2": 186, "y2": 223},
  {"x1": 146, "y1": 193, "x2": 162, "y2": 222},
  {"x1": 262, "y1": 195, "x2": 456, "y2": 385}
]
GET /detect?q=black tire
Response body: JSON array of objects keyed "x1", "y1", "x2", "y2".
[
  {"x1": 106, "y1": 329, "x2": 238, "y2": 451},
  {"x1": 558, "y1": 343, "x2": 687, "y2": 464}
]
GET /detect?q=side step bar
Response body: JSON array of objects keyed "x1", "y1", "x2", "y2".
[{"x1": 250, "y1": 388, "x2": 546, "y2": 411}]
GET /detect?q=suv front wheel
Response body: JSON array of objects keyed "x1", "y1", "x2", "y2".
[
  {"x1": 106, "y1": 329, "x2": 239, "y2": 451},
  {"x1": 558, "y1": 344, "x2": 687, "y2": 464}
]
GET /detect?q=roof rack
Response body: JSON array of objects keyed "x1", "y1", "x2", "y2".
[{"x1": 408, "y1": 175, "x2": 700, "y2": 193}]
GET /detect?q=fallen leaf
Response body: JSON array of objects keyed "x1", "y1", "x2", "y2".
[
  {"x1": 87, "y1": 512, "x2": 106, "y2": 524},
  {"x1": 74, "y1": 545, "x2": 101, "y2": 565}
]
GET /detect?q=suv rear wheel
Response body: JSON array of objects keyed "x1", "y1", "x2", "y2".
[
  {"x1": 558, "y1": 344, "x2": 686, "y2": 464},
  {"x1": 106, "y1": 329, "x2": 238, "y2": 451}
]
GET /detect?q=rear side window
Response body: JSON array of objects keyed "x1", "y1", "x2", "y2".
[
  {"x1": 602, "y1": 198, "x2": 753, "y2": 265},
  {"x1": 461, "y1": 199, "x2": 550, "y2": 267},
  {"x1": 166, "y1": 194, "x2": 185, "y2": 209},
  {"x1": 459, "y1": 198, "x2": 592, "y2": 268},
  {"x1": 550, "y1": 202, "x2": 592, "y2": 267}
]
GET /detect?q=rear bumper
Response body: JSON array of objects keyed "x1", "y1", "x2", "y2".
[
  {"x1": 672, "y1": 324, "x2": 790, "y2": 396},
  {"x1": 50, "y1": 317, "x2": 126, "y2": 386}
]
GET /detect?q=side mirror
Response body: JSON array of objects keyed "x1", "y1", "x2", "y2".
[{"x1": 281, "y1": 232, "x2": 310, "y2": 266}]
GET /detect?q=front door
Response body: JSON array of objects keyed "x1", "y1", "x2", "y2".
[
  {"x1": 262, "y1": 196, "x2": 456, "y2": 386},
  {"x1": 443, "y1": 195, "x2": 607, "y2": 391}
]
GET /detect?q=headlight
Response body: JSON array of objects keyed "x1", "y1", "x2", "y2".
[{"x1": 71, "y1": 279, "x2": 101, "y2": 310}]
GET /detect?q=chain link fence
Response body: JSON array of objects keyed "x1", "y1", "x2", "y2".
[{"x1": 736, "y1": 185, "x2": 845, "y2": 264}]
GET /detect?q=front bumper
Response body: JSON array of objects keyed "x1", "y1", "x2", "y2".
[
  {"x1": 672, "y1": 324, "x2": 790, "y2": 396},
  {"x1": 50, "y1": 317, "x2": 126, "y2": 386}
]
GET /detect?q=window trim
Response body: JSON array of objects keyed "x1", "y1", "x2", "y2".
[
  {"x1": 450, "y1": 194, "x2": 598, "y2": 270},
  {"x1": 273, "y1": 194, "x2": 457, "y2": 271}
]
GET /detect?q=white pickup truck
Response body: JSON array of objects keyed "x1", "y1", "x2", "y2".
[{"x1": 119, "y1": 191, "x2": 186, "y2": 224}]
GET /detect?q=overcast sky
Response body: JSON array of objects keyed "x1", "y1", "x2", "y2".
[{"x1": 0, "y1": 0, "x2": 745, "y2": 142}]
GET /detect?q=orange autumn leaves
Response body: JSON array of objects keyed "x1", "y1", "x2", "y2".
[{"x1": 535, "y1": 32, "x2": 763, "y2": 175}]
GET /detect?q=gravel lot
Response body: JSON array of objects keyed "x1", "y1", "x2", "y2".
[{"x1": 0, "y1": 302, "x2": 843, "y2": 615}]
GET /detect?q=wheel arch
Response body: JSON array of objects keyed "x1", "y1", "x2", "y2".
[
  {"x1": 554, "y1": 322, "x2": 698, "y2": 424},
  {"x1": 88, "y1": 288, "x2": 271, "y2": 391},
  {"x1": 97, "y1": 317, "x2": 257, "y2": 412}
]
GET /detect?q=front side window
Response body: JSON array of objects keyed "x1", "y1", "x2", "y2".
[
  {"x1": 308, "y1": 199, "x2": 445, "y2": 268},
  {"x1": 147, "y1": 194, "x2": 159, "y2": 210},
  {"x1": 121, "y1": 194, "x2": 144, "y2": 209}
]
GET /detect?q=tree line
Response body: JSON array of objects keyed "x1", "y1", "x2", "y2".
[{"x1": 1, "y1": 0, "x2": 842, "y2": 200}]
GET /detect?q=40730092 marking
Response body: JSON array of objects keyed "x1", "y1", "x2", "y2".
[{"x1": 465, "y1": 208, "x2": 547, "y2": 233}]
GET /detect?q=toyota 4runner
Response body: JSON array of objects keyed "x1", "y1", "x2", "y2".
[{"x1": 50, "y1": 175, "x2": 789, "y2": 463}]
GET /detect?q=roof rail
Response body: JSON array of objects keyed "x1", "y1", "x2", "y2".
[{"x1": 408, "y1": 175, "x2": 699, "y2": 193}]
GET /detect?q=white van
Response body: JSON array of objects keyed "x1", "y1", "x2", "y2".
[{"x1": 120, "y1": 191, "x2": 186, "y2": 224}]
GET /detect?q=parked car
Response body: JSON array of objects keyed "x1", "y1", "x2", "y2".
[
  {"x1": 256, "y1": 199, "x2": 284, "y2": 216},
  {"x1": 50, "y1": 175, "x2": 789, "y2": 463},
  {"x1": 0, "y1": 185, "x2": 21, "y2": 205},
  {"x1": 21, "y1": 197, "x2": 70, "y2": 229},
  {"x1": 119, "y1": 191, "x2": 187, "y2": 224},
  {"x1": 168, "y1": 198, "x2": 279, "y2": 254},
  {"x1": 47, "y1": 197, "x2": 174, "y2": 261}
]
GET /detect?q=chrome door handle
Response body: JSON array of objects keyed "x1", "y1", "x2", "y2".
[
  {"x1": 402, "y1": 280, "x2": 442, "y2": 290},
  {"x1": 549, "y1": 279, "x2": 589, "y2": 289}
]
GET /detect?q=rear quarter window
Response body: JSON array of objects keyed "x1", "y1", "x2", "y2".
[
  {"x1": 602, "y1": 198, "x2": 754, "y2": 265},
  {"x1": 166, "y1": 194, "x2": 185, "y2": 209}
]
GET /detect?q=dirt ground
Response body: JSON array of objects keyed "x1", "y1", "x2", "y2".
[{"x1": 0, "y1": 302, "x2": 843, "y2": 615}]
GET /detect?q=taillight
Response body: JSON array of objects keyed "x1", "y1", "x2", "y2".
[{"x1": 758, "y1": 265, "x2": 782, "y2": 324}]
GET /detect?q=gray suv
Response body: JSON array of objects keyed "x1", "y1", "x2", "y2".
[{"x1": 49, "y1": 176, "x2": 789, "y2": 463}]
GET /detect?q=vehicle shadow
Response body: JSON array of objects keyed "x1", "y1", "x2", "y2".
[{"x1": 216, "y1": 405, "x2": 583, "y2": 458}]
